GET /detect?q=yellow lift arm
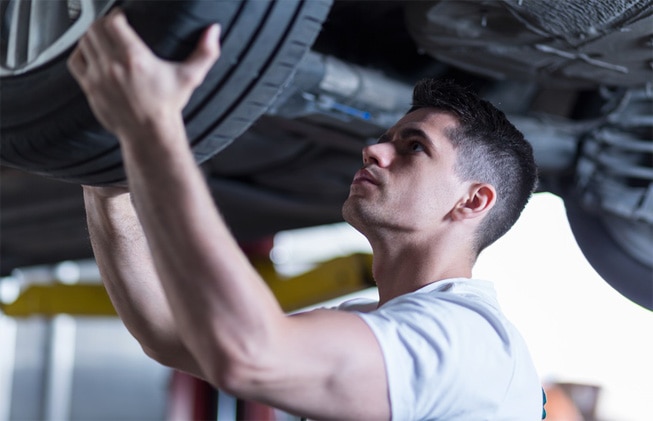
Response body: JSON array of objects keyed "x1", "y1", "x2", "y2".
[{"x1": 0, "y1": 253, "x2": 375, "y2": 317}]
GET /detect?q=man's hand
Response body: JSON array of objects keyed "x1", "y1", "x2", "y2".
[{"x1": 67, "y1": 8, "x2": 220, "y2": 139}]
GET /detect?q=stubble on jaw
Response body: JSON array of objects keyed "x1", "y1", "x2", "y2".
[
  {"x1": 341, "y1": 192, "x2": 402, "y2": 238},
  {"x1": 341, "y1": 193, "x2": 377, "y2": 236},
  {"x1": 342, "y1": 195, "x2": 363, "y2": 232}
]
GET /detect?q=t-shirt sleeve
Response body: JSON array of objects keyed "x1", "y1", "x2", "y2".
[{"x1": 352, "y1": 292, "x2": 539, "y2": 420}]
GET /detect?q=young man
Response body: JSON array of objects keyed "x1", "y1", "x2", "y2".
[{"x1": 69, "y1": 9, "x2": 543, "y2": 420}]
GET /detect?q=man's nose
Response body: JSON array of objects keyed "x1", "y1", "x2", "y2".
[{"x1": 362, "y1": 142, "x2": 394, "y2": 167}]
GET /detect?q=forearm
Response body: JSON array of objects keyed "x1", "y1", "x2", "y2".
[
  {"x1": 118, "y1": 117, "x2": 286, "y2": 384},
  {"x1": 83, "y1": 186, "x2": 203, "y2": 375},
  {"x1": 69, "y1": 11, "x2": 285, "y2": 388}
]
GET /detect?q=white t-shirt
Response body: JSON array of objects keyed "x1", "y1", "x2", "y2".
[{"x1": 340, "y1": 278, "x2": 543, "y2": 420}]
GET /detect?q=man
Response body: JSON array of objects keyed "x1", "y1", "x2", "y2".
[{"x1": 69, "y1": 9, "x2": 543, "y2": 420}]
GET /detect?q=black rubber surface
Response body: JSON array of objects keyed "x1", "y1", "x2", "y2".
[
  {"x1": 565, "y1": 198, "x2": 653, "y2": 311},
  {"x1": 0, "y1": 0, "x2": 332, "y2": 185}
]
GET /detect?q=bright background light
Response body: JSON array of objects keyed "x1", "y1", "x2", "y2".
[
  {"x1": 273, "y1": 192, "x2": 653, "y2": 421},
  {"x1": 475, "y1": 192, "x2": 653, "y2": 421}
]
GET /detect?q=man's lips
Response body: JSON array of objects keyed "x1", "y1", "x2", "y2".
[{"x1": 352, "y1": 168, "x2": 379, "y2": 185}]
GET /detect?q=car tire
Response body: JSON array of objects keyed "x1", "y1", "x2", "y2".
[
  {"x1": 565, "y1": 198, "x2": 653, "y2": 311},
  {"x1": 0, "y1": 0, "x2": 332, "y2": 185}
]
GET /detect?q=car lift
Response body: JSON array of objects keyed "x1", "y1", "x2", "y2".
[{"x1": 0, "y1": 248, "x2": 376, "y2": 420}]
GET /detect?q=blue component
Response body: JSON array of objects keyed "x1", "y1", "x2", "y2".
[{"x1": 330, "y1": 102, "x2": 371, "y2": 120}]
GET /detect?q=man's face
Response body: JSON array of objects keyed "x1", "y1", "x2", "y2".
[{"x1": 342, "y1": 108, "x2": 468, "y2": 236}]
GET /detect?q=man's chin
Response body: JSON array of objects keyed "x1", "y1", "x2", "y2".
[
  {"x1": 341, "y1": 198, "x2": 358, "y2": 224},
  {"x1": 342, "y1": 199, "x2": 370, "y2": 233}
]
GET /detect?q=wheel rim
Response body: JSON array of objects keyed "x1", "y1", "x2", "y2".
[{"x1": 0, "y1": 0, "x2": 114, "y2": 76}]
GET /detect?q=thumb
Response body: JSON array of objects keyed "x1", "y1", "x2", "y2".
[{"x1": 180, "y1": 24, "x2": 221, "y2": 87}]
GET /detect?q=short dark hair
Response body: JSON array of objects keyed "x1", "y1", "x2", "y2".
[{"x1": 409, "y1": 78, "x2": 538, "y2": 254}]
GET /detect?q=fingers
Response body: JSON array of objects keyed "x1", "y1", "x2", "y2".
[
  {"x1": 196, "y1": 23, "x2": 222, "y2": 64},
  {"x1": 82, "y1": 12, "x2": 118, "y2": 59},
  {"x1": 102, "y1": 8, "x2": 149, "y2": 57},
  {"x1": 67, "y1": 47, "x2": 86, "y2": 81},
  {"x1": 72, "y1": 27, "x2": 107, "y2": 82},
  {"x1": 180, "y1": 24, "x2": 222, "y2": 88},
  {"x1": 67, "y1": 8, "x2": 124, "y2": 83}
]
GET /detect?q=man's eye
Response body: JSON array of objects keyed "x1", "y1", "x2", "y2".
[{"x1": 410, "y1": 141, "x2": 425, "y2": 152}]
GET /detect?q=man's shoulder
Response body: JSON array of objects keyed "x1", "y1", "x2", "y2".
[
  {"x1": 345, "y1": 278, "x2": 543, "y2": 420},
  {"x1": 338, "y1": 278, "x2": 503, "y2": 319},
  {"x1": 338, "y1": 297, "x2": 378, "y2": 313},
  {"x1": 386, "y1": 278, "x2": 501, "y2": 313}
]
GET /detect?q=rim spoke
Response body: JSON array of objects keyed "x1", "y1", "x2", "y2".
[
  {"x1": 28, "y1": 0, "x2": 71, "y2": 65},
  {"x1": 0, "y1": 0, "x2": 113, "y2": 75}
]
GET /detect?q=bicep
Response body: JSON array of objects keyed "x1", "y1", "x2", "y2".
[{"x1": 233, "y1": 309, "x2": 390, "y2": 420}]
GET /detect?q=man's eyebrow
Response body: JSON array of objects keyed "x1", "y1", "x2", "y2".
[
  {"x1": 376, "y1": 127, "x2": 439, "y2": 152},
  {"x1": 399, "y1": 127, "x2": 431, "y2": 142},
  {"x1": 378, "y1": 127, "x2": 433, "y2": 142},
  {"x1": 400, "y1": 127, "x2": 438, "y2": 152}
]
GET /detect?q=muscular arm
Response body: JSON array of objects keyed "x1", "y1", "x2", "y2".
[
  {"x1": 70, "y1": 10, "x2": 389, "y2": 419},
  {"x1": 119, "y1": 99, "x2": 388, "y2": 420},
  {"x1": 83, "y1": 186, "x2": 203, "y2": 377}
]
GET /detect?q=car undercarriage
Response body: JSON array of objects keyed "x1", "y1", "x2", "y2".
[{"x1": 1, "y1": 0, "x2": 651, "y2": 309}]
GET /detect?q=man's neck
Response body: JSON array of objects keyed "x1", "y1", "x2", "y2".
[{"x1": 368, "y1": 231, "x2": 474, "y2": 306}]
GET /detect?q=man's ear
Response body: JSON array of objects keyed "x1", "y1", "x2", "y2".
[{"x1": 452, "y1": 183, "x2": 496, "y2": 221}]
